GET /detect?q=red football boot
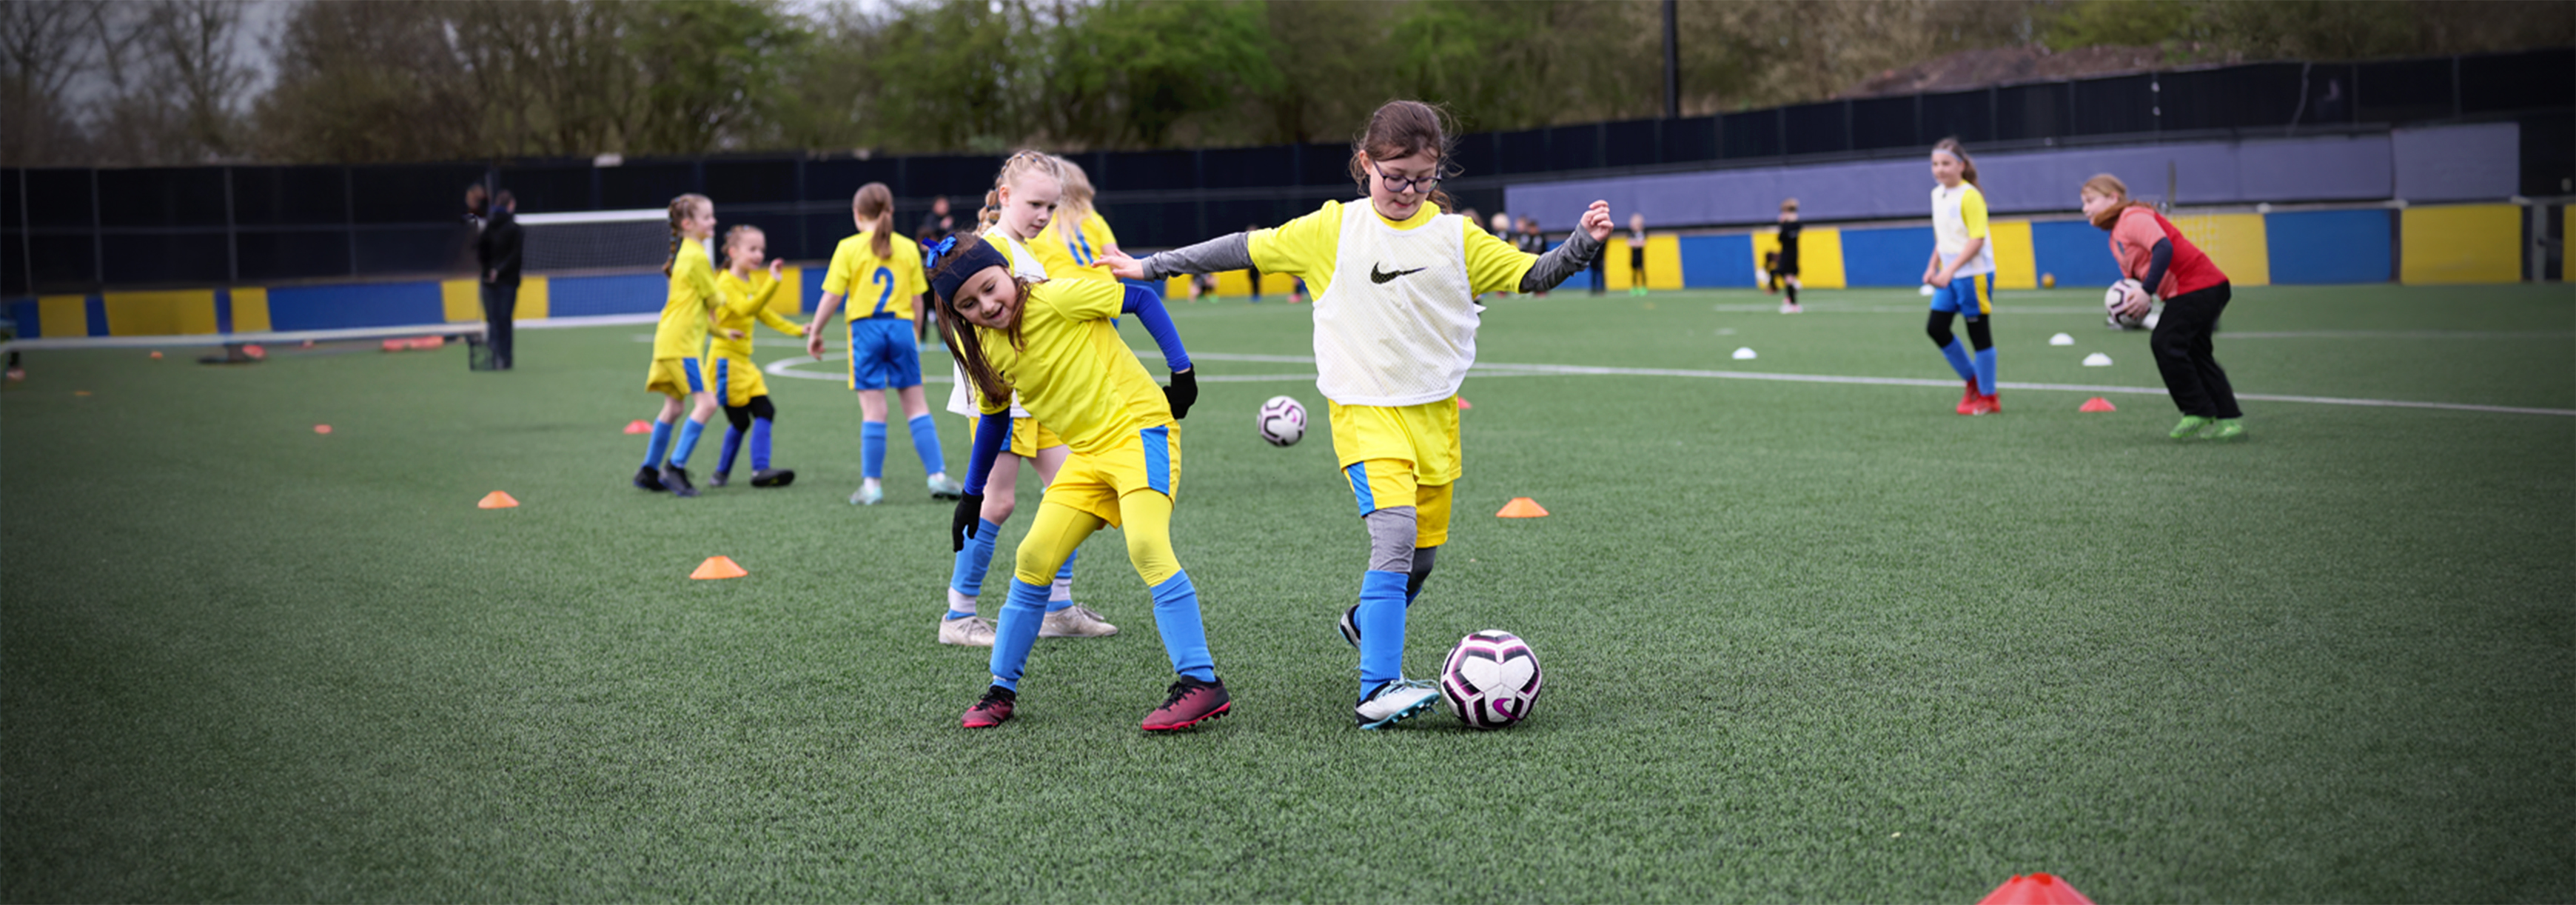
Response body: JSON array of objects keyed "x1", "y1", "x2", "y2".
[
  {"x1": 961, "y1": 685, "x2": 1015, "y2": 728},
  {"x1": 1141, "y1": 676, "x2": 1231, "y2": 732},
  {"x1": 1969, "y1": 394, "x2": 2001, "y2": 415},
  {"x1": 1956, "y1": 380, "x2": 1980, "y2": 415}
]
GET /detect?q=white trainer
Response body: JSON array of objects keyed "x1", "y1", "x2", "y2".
[
  {"x1": 1039, "y1": 604, "x2": 1118, "y2": 638},
  {"x1": 1355, "y1": 678, "x2": 1441, "y2": 729},
  {"x1": 938, "y1": 615, "x2": 996, "y2": 647}
]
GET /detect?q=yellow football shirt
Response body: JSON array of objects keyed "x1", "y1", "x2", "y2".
[
  {"x1": 822, "y1": 230, "x2": 927, "y2": 322},
  {"x1": 709, "y1": 270, "x2": 805, "y2": 359},
  {"x1": 973, "y1": 278, "x2": 1170, "y2": 456},
  {"x1": 1029, "y1": 212, "x2": 1122, "y2": 284},
  {"x1": 1247, "y1": 199, "x2": 1534, "y2": 298},
  {"x1": 654, "y1": 237, "x2": 721, "y2": 359}
]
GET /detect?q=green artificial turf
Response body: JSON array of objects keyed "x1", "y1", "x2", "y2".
[{"x1": 4, "y1": 284, "x2": 2571, "y2": 902}]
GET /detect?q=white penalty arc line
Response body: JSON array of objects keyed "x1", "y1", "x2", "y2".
[{"x1": 765, "y1": 352, "x2": 2576, "y2": 418}]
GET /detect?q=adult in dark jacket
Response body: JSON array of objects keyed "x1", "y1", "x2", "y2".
[{"x1": 477, "y1": 190, "x2": 523, "y2": 369}]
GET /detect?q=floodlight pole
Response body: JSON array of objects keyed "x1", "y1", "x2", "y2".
[{"x1": 1663, "y1": 0, "x2": 1679, "y2": 119}]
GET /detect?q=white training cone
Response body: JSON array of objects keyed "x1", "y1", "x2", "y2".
[
  {"x1": 2082, "y1": 353, "x2": 2113, "y2": 367},
  {"x1": 1732, "y1": 347, "x2": 1758, "y2": 361},
  {"x1": 2049, "y1": 333, "x2": 2075, "y2": 346}
]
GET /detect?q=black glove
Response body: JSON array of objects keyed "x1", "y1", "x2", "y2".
[
  {"x1": 951, "y1": 492, "x2": 985, "y2": 552},
  {"x1": 1163, "y1": 367, "x2": 1198, "y2": 420}
]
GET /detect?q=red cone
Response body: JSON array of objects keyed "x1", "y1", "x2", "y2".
[
  {"x1": 1976, "y1": 873, "x2": 2095, "y2": 905},
  {"x1": 2079, "y1": 397, "x2": 2116, "y2": 413}
]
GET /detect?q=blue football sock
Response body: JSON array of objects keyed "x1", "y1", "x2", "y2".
[
  {"x1": 987, "y1": 578, "x2": 1050, "y2": 691},
  {"x1": 1939, "y1": 339, "x2": 1977, "y2": 382},
  {"x1": 1356, "y1": 570, "x2": 1409, "y2": 694},
  {"x1": 1150, "y1": 572, "x2": 1215, "y2": 683},
  {"x1": 907, "y1": 413, "x2": 946, "y2": 475},
  {"x1": 716, "y1": 424, "x2": 744, "y2": 475},
  {"x1": 750, "y1": 417, "x2": 774, "y2": 471},
  {"x1": 1045, "y1": 550, "x2": 1079, "y2": 612},
  {"x1": 950, "y1": 518, "x2": 1002, "y2": 597},
  {"x1": 861, "y1": 421, "x2": 888, "y2": 480},
  {"x1": 1973, "y1": 347, "x2": 1998, "y2": 396},
  {"x1": 641, "y1": 421, "x2": 674, "y2": 470},
  {"x1": 668, "y1": 418, "x2": 705, "y2": 468}
]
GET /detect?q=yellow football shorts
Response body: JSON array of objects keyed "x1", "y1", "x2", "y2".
[
  {"x1": 1042, "y1": 424, "x2": 1180, "y2": 529},
  {"x1": 971, "y1": 413, "x2": 1067, "y2": 459},
  {"x1": 645, "y1": 356, "x2": 704, "y2": 400},
  {"x1": 1329, "y1": 396, "x2": 1462, "y2": 547},
  {"x1": 700, "y1": 355, "x2": 768, "y2": 407}
]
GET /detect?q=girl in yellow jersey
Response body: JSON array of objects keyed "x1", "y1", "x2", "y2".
[
  {"x1": 930, "y1": 233, "x2": 1227, "y2": 732},
  {"x1": 1104, "y1": 100, "x2": 1613, "y2": 729},
  {"x1": 1026, "y1": 155, "x2": 1123, "y2": 284},
  {"x1": 1923, "y1": 138, "x2": 2001, "y2": 415},
  {"x1": 937, "y1": 152, "x2": 1117, "y2": 647},
  {"x1": 634, "y1": 193, "x2": 739, "y2": 498},
  {"x1": 702, "y1": 224, "x2": 808, "y2": 489},
  {"x1": 802, "y1": 183, "x2": 963, "y2": 506}
]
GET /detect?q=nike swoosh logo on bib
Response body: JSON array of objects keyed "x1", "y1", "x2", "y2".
[{"x1": 1370, "y1": 264, "x2": 1425, "y2": 284}]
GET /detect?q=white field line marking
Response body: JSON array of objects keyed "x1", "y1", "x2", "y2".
[{"x1": 765, "y1": 350, "x2": 2576, "y2": 416}]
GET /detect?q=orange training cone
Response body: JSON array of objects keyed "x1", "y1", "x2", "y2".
[
  {"x1": 150, "y1": 350, "x2": 162, "y2": 359},
  {"x1": 1456, "y1": 397, "x2": 1473, "y2": 410},
  {"x1": 2079, "y1": 397, "x2": 2116, "y2": 413},
  {"x1": 1495, "y1": 497, "x2": 1549, "y2": 518},
  {"x1": 1976, "y1": 873, "x2": 2095, "y2": 905},
  {"x1": 478, "y1": 491, "x2": 520, "y2": 509},
  {"x1": 242, "y1": 344, "x2": 265, "y2": 359},
  {"x1": 691, "y1": 556, "x2": 748, "y2": 580},
  {"x1": 313, "y1": 424, "x2": 332, "y2": 434},
  {"x1": 625, "y1": 420, "x2": 654, "y2": 434}
]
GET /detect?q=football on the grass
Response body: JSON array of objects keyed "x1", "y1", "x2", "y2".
[
  {"x1": 1257, "y1": 395, "x2": 1307, "y2": 447},
  {"x1": 1440, "y1": 630, "x2": 1542, "y2": 729}
]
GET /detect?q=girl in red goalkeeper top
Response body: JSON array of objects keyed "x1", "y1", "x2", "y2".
[{"x1": 2081, "y1": 173, "x2": 2244, "y2": 441}]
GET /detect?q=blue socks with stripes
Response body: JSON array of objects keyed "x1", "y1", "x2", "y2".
[
  {"x1": 907, "y1": 413, "x2": 945, "y2": 475},
  {"x1": 668, "y1": 418, "x2": 705, "y2": 468},
  {"x1": 1939, "y1": 339, "x2": 1977, "y2": 383},
  {"x1": 861, "y1": 421, "x2": 888, "y2": 479},
  {"x1": 641, "y1": 420, "x2": 674, "y2": 470},
  {"x1": 750, "y1": 418, "x2": 773, "y2": 470},
  {"x1": 1356, "y1": 570, "x2": 1409, "y2": 695},
  {"x1": 1973, "y1": 347, "x2": 1998, "y2": 396}
]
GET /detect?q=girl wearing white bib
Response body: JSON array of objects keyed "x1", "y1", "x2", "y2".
[
  {"x1": 1922, "y1": 138, "x2": 2002, "y2": 415},
  {"x1": 1104, "y1": 100, "x2": 1614, "y2": 729}
]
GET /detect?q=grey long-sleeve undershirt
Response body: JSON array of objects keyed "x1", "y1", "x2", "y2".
[{"x1": 1139, "y1": 224, "x2": 1607, "y2": 295}]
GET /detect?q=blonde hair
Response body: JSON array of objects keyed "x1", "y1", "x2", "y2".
[
  {"x1": 2082, "y1": 173, "x2": 2156, "y2": 230},
  {"x1": 979, "y1": 150, "x2": 1065, "y2": 234},
  {"x1": 663, "y1": 193, "x2": 710, "y2": 277},
  {"x1": 1051, "y1": 154, "x2": 1097, "y2": 247},
  {"x1": 722, "y1": 224, "x2": 764, "y2": 269},
  {"x1": 854, "y1": 183, "x2": 894, "y2": 260},
  {"x1": 1931, "y1": 138, "x2": 1979, "y2": 188}
]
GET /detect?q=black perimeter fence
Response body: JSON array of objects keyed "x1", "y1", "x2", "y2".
[{"x1": 5, "y1": 47, "x2": 2569, "y2": 295}]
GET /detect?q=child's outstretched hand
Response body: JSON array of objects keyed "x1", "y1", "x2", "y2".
[
  {"x1": 1579, "y1": 201, "x2": 1613, "y2": 242},
  {"x1": 1095, "y1": 248, "x2": 1147, "y2": 281},
  {"x1": 768, "y1": 258, "x2": 784, "y2": 279}
]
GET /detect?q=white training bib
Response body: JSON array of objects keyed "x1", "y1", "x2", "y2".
[
  {"x1": 1931, "y1": 183, "x2": 1996, "y2": 278},
  {"x1": 1312, "y1": 204, "x2": 1478, "y2": 407}
]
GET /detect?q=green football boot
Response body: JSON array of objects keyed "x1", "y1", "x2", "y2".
[
  {"x1": 2167, "y1": 415, "x2": 2214, "y2": 440},
  {"x1": 2205, "y1": 418, "x2": 2246, "y2": 442}
]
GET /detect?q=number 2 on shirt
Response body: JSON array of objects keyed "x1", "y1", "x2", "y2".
[{"x1": 868, "y1": 266, "x2": 895, "y2": 316}]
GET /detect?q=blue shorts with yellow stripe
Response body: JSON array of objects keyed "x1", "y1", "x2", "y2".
[
  {"x1": 1044, "y1": 424, "x2": 1179, "y2": 530},
  {"x1": 1330, "y1": 397, "x2": 1461, "y2": 549},
  {"x1": 1931, "y1": 272, "x2": 1995, "y2": 318},
  {"x1": 646, "y1": 356, "x2": 704, "y2": 399},
  {"x1": 848, "y1": 315, "x2": 921, "y2": 391}
]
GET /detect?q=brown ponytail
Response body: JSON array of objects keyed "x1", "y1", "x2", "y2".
[
  {"x1": 1349, "y1": 99, "x2": 1460, "y2": 213},
  {"x1": 854, "y1": 183, "x2": 894, "y2": 260},
  {"x1": 1932, "y1": 138, "x2": 1979, "y2": 189},
  {"x1": 663, "y1": 193, "x2": 709, "y2": 277}
]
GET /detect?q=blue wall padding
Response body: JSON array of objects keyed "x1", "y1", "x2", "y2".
[
  {"x1": 549, "y1": 273, "x2": 668, "y2": 317},
  {"x1": 1839, "y1": 226, "x2": 1936, "y2": 287},
  {"x1": 83, "y1": 296, "x2": 110, "y2": 336},
  {"x1": 2030, "y1": 221, "x2": 2124, "y2": 288},
  {"x1": 1680, "y1": 234, "x2": 1753, "y2": 287},
  {"x1": 7, "y1": 301, "x2": 37, "y2": 338},
  {"x1": 2267, "y1": 210, "x2": 2394, "y2": 284},
  {"x1": 266, "y1": 282, "x2": 445, "y2": 330}
]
